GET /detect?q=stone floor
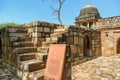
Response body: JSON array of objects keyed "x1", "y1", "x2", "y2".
[
  {"x1": 0, "y1": 55, "x2": 120, "y2": 80},
  {"x1": 72, "y1": 55, "x2": 120, "y2": 80},
  {"x1": 0, "y1": 67, "x2": 18, "y2": 80},
  {"x1": 0, "y1": 60, "x2": 18, "y2": 80}
]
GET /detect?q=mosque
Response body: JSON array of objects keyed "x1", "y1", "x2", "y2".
[{"x1": 75, "y1": 4, "x2": 120, "y2": 56}]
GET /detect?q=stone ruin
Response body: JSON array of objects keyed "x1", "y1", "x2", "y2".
[
  {"x1": 0, "y1": 4, "x2": 120, "y2": 80},
  {"x1": 0, "y1": 21, "x2": 101, "y2": 80}
]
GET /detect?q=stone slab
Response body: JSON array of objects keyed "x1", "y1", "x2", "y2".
[
  {"x1": 44, "y1": 27, "x2": 50, "y2": 33},
  {"x1": 44, "y1": 44, "x2": 66, "y2": 80}
]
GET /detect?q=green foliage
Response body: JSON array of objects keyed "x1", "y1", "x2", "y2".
[{"x1": 0, "y1": 23, "x2": 20, "y2": 29}]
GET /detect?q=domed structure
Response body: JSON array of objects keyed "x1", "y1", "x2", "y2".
[
  {"x1": 80, "y1": 4, "x2": 100, "y2": 19},
  {"x1": 75, "y1": 4, "x2": 101, "y2": 29}
]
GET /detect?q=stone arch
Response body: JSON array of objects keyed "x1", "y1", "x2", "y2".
[
  {"x1": 83, "y1": 35, "x2": 90, "y2": 57},
  {"x1": 117, "y1": 38, "x2": 120, "y2": 54}
]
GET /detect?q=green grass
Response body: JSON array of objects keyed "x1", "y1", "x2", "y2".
[{"x1": 0, "y1": 23, "x2": 20, "y2": 29}]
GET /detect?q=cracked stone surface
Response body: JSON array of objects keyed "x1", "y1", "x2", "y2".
[
  {"x1": 0, "y1": 60, "x2": 18, "y2": 80},
  {"x1": 1, "y1": 55, "x2": 120, "y2": 80},
  {"x1": 0, "y1": 67, "x2": 19, "y2": 80},
  {"x1": 72, "y1": 55, "x2": 120, "y2": 80}
]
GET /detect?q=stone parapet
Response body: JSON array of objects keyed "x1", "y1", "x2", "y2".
[{"x1": 95, "y1": 16, "x2": 120, "y2": 29}]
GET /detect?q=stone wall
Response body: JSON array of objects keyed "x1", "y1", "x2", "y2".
[
  {"x1": 95, "y1": 16, "x2": 120, "y2": 29},
  {"x1": 0, "y1": 24, "x2": 101, "y2": 65},
  {"x1": 101, "y1": 29, "x2": 120, "y2": 56},
  {"x1": 91, "y1": 31, "x2": 101, "y2": 57},
  {"x1": 22, "y1": 21, "x2": 58, "y2": 47},
  {"x1": 64, "y1": 27, "x2": 101, "y2": 65},
  {"x1": 0, "y1": 26, "x2": 31, "y2": 67},
  {"x1": 0, "y1": 21, "x2": 58, "y2": 68},
  {"x1": 0, "y1": 21, "x2": 102, "y2": 79}
]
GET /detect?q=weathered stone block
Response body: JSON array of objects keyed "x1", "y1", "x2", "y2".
[
  {"x1": 34, "y1": 27, "x2": 43, "y2": 32},
  {"x1": 51, "y1": 37, "x2": 58, "y2": 42},
  {"x1": 67, "y1": 37, "x2": 74, "y2": 44},
  {"x1": 37, "y1": 47, "x2": 49, "y2": 53},
  {"x1": 74, "y1": 36, "x2": 79, "y2": 44},
  {"x1": 44, "y1": 27, "x2": 50, "y2": 33},
  {"x1": 54, "y1": 28, "x2": 66, "y2": 33},
  {"x1": 73, "y1": 32, "x2": 78, "y2": 36},
  {"x1": 7, "y1": 28, "x2": 27, "y2": 33},
  {"x1": 46, "y1": 38, "x2": 51, "y2": 42},
  {"x1": 28, "y1": 69, "x2": 44, "y2": 80},
  {"x1": 10, "y1": 37, "x2": 19, "y2": 42},
  {"x1": 9, "y1": 33, "x2": 26, "y2": 37},
  {"x1": 70, "y1": 31, "x2": 73, "y2": 36},
  {"x1": 20, "y1": 61, "x2": 43, "y2": 72},
  {"x1": 45, "y1": 34, "x2": 50, "y2": 37},
  {"x1": 70, "y1": 45, "x2": 77, "y2": 54},
  {"x1": 36, "y1": 53, "x2": 48, "y2": 62},
  {"x1": 50, "y1": 33, "x2": 62, "y2": 37},
  {"x1": 32, "y1": 33, "x2": 41, "y2": 37},
  {"x1": 28, "y1": 62, "x2": 43, "y2": 72},
  {"x1": 42, "y1": 42, "x2": 51, "y2": 47},
  {"x1": 13, "y1": 42, "x2": 34, "y2": 47},
  {"x1": 19, "y1": 53, "x2": 35, "y2": 61},
  {"x1": 13, "y1": 47, "x2": 37, "y2": 54},
  {"x1": 28, "y1": 28, "x2": 33, "y2": 33}
]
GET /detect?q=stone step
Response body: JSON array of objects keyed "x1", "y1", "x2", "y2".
[
  {"x1": 42, "y1": 41, "x2": 59, "y2": 47},
  {"x1": 46, "y1": 37, "x2": 51, "y2": 42},
  {"x1": 42, "y1": 42, "x2": 51, "y2": 47},
  {"x1": 28, "y1": 69, "x2": 44, "y2": 80},
  {"x1": 10, "y1": 37, "x2": 32, "y2": 42},
  {"x1": 36, "y1": 53, "x2": 48, "y2": 62},
  {"x1": 18, "y1": 53, "x2": 36, "y2": 62},
  {"x1": 13, "y1": 47, "x2": 37, "y2": 54},
  {"x1": 20, "y1": 61, "x2": 45, "y2": 72},
  {"x1": 17, "y1": 66, "x2": 44, "y2": 80},
  {"x1": 54, "y1": 28, "x2": 67, "y2": 33},
  {"x1": 46, "y1": 37, "x2": 60, "y2": 43},
  {"x1": 8, "y1": 33, "x2": 28, "y2": 38},
  {"x1": 37, "y1": 47, "x2": 49, "y2": 53},
  {"x1": 50, "y1": 33, "x2": 63, "y2": 37},
  {"x1": 51, "y1": 36, "x2": 62, "y2": 42},
  {"x1": 7, "y1": 27, "x2": 27, "y2": 33},
  {"x1": 13, "y1": 41, "x2": 34, "y2": 47}
]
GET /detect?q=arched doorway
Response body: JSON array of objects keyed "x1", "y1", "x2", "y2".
[
  {"x1": 83, "y1": 35, "x2": 90, "y2": 57},
  {"x1": 117, "y1": 38, "x2": 120, "y2": 54}
]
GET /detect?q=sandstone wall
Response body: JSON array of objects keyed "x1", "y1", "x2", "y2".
[
  {"x1": 0, "y1": 22, "x2": 102, "y2": 79},
  {"x1": 95, "y1": 16, "x2": 120, "y2": 29},
  {"x1": 1, "y1": 27, "x2": 29, "y2": 67},
  {"x1": 91, "y1": 31, "x2": 101, "y2": 57},
  {"x1": 0, "y1": 21, "x2": 58, "y2": 68},
  {"x1": 22, "y1": 21, "x2": 58, "y2": 47},
  {"x1": 101, "y1": 29, "x2": 120, "y2": 56},
  {"x1": 64, "y1": 27, "x2": 101, "y2": 65}
]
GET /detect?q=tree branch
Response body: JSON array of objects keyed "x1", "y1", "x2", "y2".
[
  {"x1": 57, "y1": 0, "x2": 66, "y2": 24},
  {"x1": 43, "y1": 0, "x2": 66, "y2": 24}
]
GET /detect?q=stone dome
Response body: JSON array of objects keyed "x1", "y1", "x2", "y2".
[{"x1": 76, "y1": 4, "x2": 101, "y2": 21}]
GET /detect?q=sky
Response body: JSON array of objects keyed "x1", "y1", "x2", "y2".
[{"x1": 0, "y1": 0, "x2": 120, "y2": 25}]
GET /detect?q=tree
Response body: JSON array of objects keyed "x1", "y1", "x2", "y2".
[{"x1": 43, "y1": 0, "x2": 66, "y2": 25}]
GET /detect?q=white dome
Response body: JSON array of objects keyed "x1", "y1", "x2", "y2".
[{"x1": 82, "y1": 4, "x2": 96, "y2": 9}]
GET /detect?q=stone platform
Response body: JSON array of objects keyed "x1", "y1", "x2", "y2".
[
  {"x1": 72, "y1": 55, "x2": 120, "y2": 80},
  {"x1": 0, "y1": 68, "x2": 18, "y2": 80},
  {"x1": 1, "y1": 55, "x2": 120, "y2": 80}
]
